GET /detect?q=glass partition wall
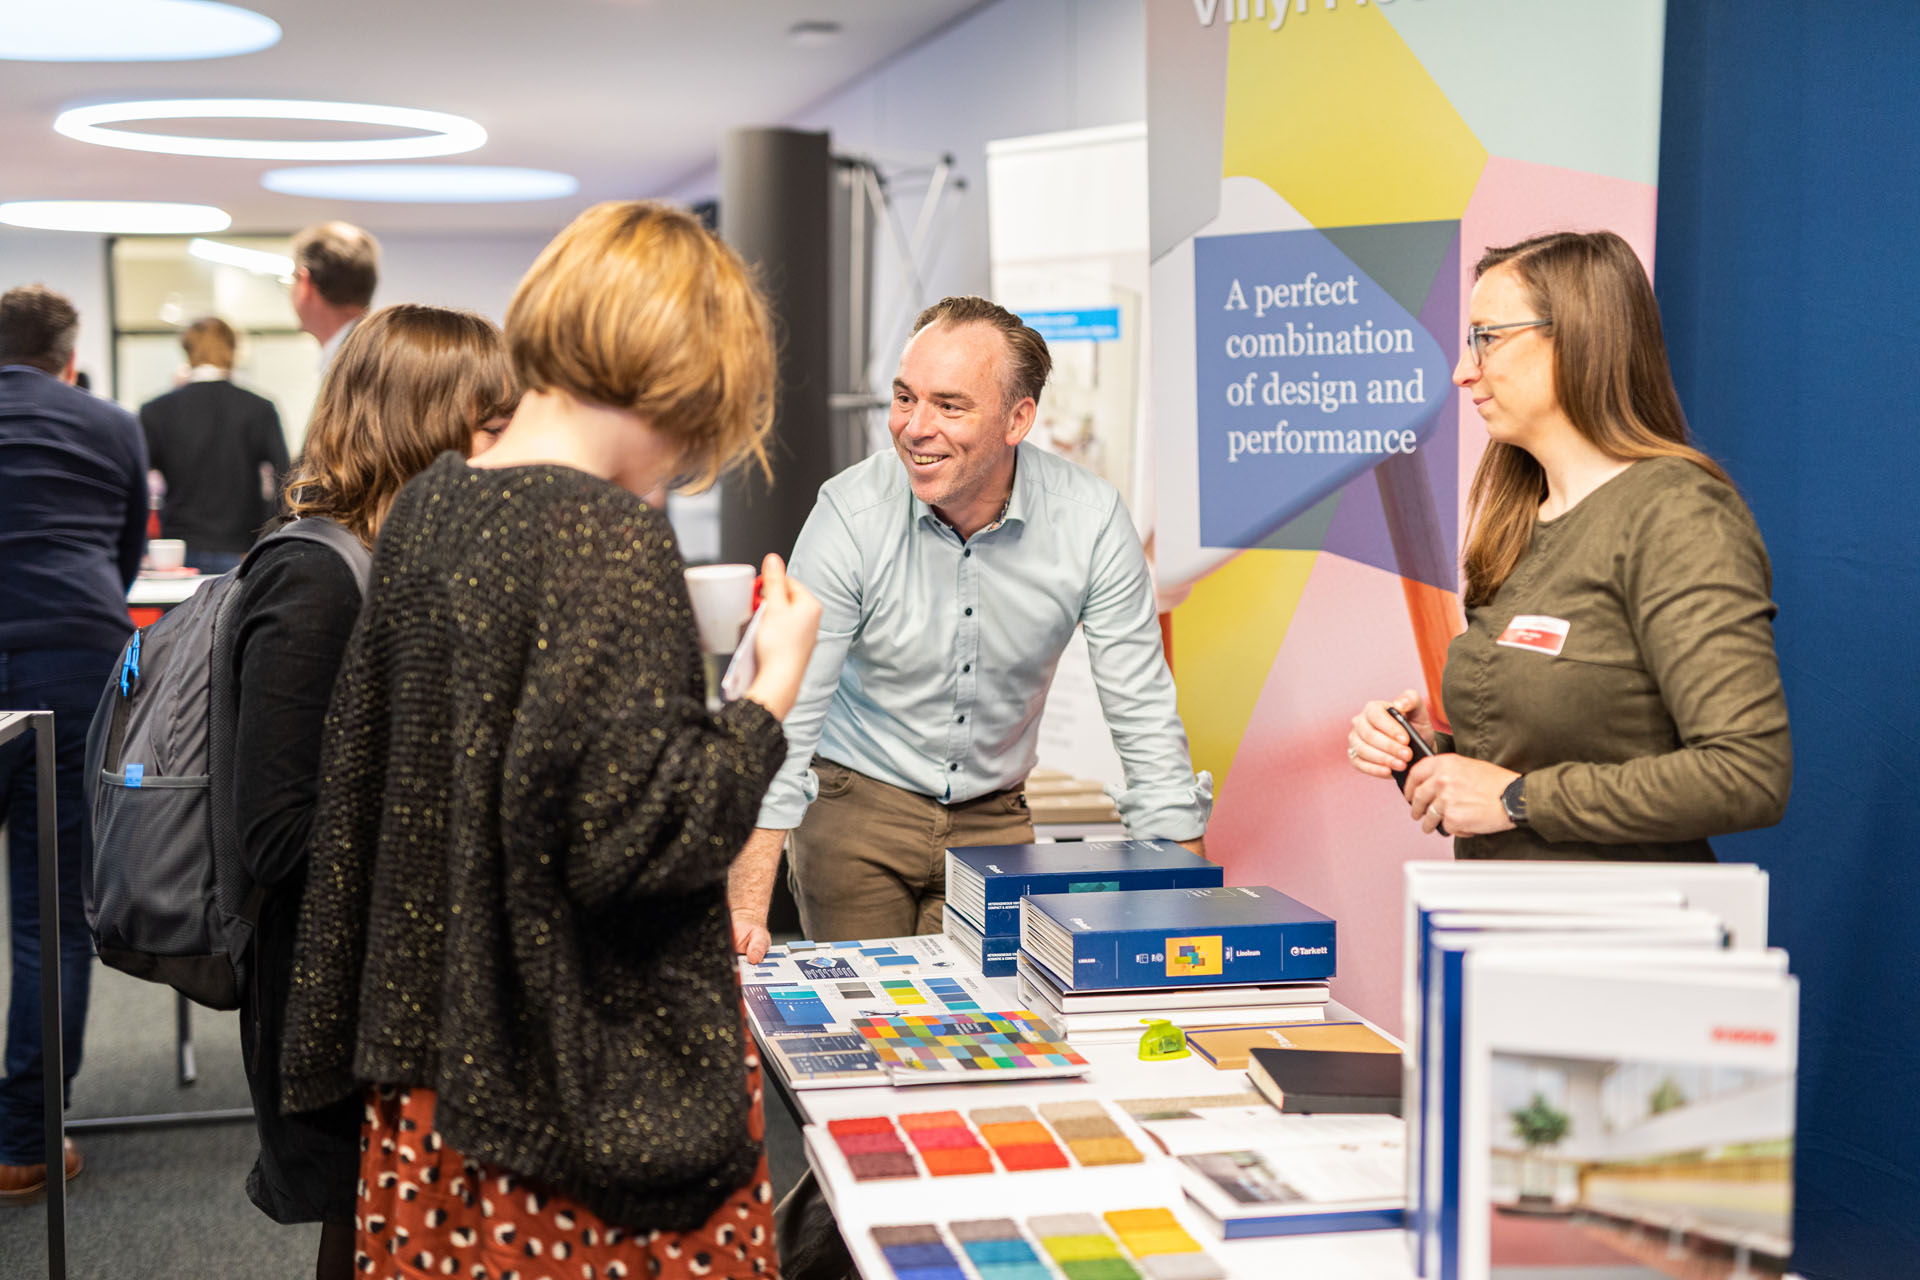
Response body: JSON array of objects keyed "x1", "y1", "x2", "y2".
[{"x1": 110, "y1": 234, "x2": 320, "y2": 456}]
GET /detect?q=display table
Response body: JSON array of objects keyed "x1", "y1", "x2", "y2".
[
  {"x1": 750, "y1": 936, "x2": 1416, "y2": 1280},
  {"x1": 127, "y1": 571, "x2": 211, "y2": 628}
]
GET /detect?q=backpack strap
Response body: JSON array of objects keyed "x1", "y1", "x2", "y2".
[{"x1": 242, "y1": 517, "x2": 374, "y2": 597}]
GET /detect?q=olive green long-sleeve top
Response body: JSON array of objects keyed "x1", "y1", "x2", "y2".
[{"x1": 1437, "y1": 457, "x2": 1791, "y2": 860}]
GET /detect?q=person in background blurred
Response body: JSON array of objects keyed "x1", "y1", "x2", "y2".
[
  {"x1": 1348, "y1": 230, "x2": 1790, "y2": 859},
  {"x1": 226, "y1": 305, "x2": 517, "y2": 1278},
  {"x1": 278, "y1": 200, "x2": 820, "y2": 1280},
  {"x1": 0, "y1": 284, "x2": 147, "y2": 1199},
  {"x1": 290, "y1": 222, "x2": 379, "y2": 371},
  {"x1": 140, "y1": 316, "x2": 290, "y2": 574}
]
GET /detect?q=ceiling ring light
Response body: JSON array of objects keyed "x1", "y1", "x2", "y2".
[
  {"x1": 0, "y1": 201, "x2": 232, "y2": 234},
  {"x1": 2, "y1": 0, "x2": 280, "y2": 62},
  {"x1": 53, "y1": 99, "x2": 487, "y2": 162},
  {"x1": 262, "y1": 165, "x2": 579, "y2": 204}
]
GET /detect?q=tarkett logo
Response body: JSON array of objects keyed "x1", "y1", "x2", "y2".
[
  {"x1": 1290, "y1": 945, "x2": 1329, "y2": 957},
  {"x1": 1711, "y1": 1026, "x2": 1777, "y2": 1046}
]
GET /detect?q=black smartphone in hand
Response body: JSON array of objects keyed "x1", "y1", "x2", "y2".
[
  {"x1": 1386, "y1": 706, "x2": 1446, "y2": 835},
  {"x1": 1385, "y1": 705, "x2": 1436, "y2": 795}
]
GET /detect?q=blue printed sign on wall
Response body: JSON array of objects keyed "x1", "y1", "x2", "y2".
[
  {"x1": 1193, "y1": 227, "x2": 1451, "y2": 550},
  {"x1": 1022, "y1": 307, "x2": 1122, "y2": 342}
]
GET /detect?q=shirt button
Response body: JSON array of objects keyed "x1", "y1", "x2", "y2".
[
  {"x1": 963, "y1": 548, "x2": 972, "y2": 558},
  {"x1": 965, "y1": 607, "x2": 973, "y2": 616},
  {"x1": 949, "y1": 762, "x2": 959, "y2": 772},
  {"x1": 957, "y1": 715, "x2": 966, "y2": 723},
  {"x1": 963, "y1": 663, "x2": 971, "y2": 673}
]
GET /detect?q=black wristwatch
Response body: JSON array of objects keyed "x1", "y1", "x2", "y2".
[{"x1": 1501, "y1": 775, "x2": 1529, "y2": 829}]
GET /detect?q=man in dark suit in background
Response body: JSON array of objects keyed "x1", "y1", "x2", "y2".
[
  {"x1": 140, "y1": 316, "x2": 289, "y2": 574},
  {"x1": 0, "y1": 284, "x2": 149, "y2": 1198}
]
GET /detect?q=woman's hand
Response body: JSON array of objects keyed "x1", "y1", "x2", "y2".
[
  {"x1": 1348, "y1": 689, "x2": 1434, "y2": 780},
  {"x1": 743, "y1": 553, "x2": 821, "y2": 722},
  {"x1": 1405, "y1": 754, "x2": 1519, "y2": 837}
]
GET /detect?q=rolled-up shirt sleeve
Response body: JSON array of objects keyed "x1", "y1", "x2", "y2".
[
  {"x1": 1080, "y1": 500, "x2": 1213, "y2": 841},
  {"x1": 754, "y1": 496, "x2": 864, "y2": 830}
]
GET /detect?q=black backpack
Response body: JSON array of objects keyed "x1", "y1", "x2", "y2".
[{"x1": 82, "y1": 519, "x2": 371, "y2": 1009}]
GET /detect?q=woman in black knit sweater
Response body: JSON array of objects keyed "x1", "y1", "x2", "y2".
[
  {"x1": 229, "y1": 305, "x2": 518, "y2": 1278},
  {"x1": 279, "y1": 202, "x2": 820, "y2": 1279}
]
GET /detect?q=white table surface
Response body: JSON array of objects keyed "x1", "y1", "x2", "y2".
[
  {"x1": 751, "y1": 936, "x2": 1417, "y2": 1280},
  {"x1": 127, "y1": 573, "x2": 212, "y2": 606}
]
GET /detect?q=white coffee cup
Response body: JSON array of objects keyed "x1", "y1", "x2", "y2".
[
  {"x1": 147, "y1": 539, "x2": 187, "y2": 572},
  {"x1": 684, "y1": 563, "x2": 757, "y2": 654}
]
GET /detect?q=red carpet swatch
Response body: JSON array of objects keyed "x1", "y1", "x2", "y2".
[
  {"x1": 828, "y1": 1115, "x2": 917, "y2": 1181},
  {"x1": 899, "y1": 1110, "x2": 995, "y2": 1176}
]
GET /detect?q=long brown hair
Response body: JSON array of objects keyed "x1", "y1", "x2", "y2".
[
  {"x1": 1461, "y1": 231, "x2": 1729, "y2": 607},
  {"x1": 284, "y1": 304, "x2": 518, "y2": 545},
  {"x1": 506, "y1": 200, "x2": 776, "y2": 491}
]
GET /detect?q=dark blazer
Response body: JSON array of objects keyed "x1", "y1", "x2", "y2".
[
  {"x1": 0, "y1": 364, "x2": 149, "y2": 653},
  {"x1": 140, "y1": 378, "x2": 289, "y2": 555}
]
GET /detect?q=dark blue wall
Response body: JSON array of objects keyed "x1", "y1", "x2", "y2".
[{"x1": 1657, "y1": 4, "x2": 1920, "y2": 1276}]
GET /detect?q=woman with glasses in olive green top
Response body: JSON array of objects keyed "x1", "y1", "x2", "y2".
[{"x1": 1347, "y1": 230, "x2": 1790, "y2": 860}]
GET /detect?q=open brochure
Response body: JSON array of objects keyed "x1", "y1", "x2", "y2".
[{"x1": 1136, "y1": 1100, "x2": 1403, "y2": 1238}]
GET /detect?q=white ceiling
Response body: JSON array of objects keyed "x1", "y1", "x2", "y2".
[{"x1": 0, "y1": 0, "x2": 990, "y2": 234}]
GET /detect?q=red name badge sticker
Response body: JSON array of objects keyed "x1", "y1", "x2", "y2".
[{"x1": 1496, "y1": 614, "x2": 1570, "y2": 656}]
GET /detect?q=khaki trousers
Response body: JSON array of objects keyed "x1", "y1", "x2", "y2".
[{"x1": 787, "y1": 757, "x2": 1035, "y2": 942}]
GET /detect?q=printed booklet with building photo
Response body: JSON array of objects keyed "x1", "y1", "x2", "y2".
[
  {"x1": 1399, "y1": 861, "x2": 1772, "y2": 1278},
  {"x1": 1455, "y1": 950, "x2": 1797, "y2": 1280}
]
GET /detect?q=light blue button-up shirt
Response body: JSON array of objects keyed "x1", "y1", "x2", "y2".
[{"x1": 757, "y1": 442, "x2": 1212, "y2": 838}]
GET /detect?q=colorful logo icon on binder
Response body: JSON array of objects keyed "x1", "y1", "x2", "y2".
[{"x1": 1166, "y1": 934, "x2": 1223, "y2": 977}]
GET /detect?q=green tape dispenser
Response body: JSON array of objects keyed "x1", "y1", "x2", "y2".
[{"x1": 1138, "y1": 1018, "x2": 1191, "y2": 1062}]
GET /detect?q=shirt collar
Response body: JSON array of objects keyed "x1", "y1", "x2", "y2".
[
  {"x1": 188, "y1": 364, "x2": 228, "y2": 383},
  {"x1": 317, "y1": 319, "x2": 356, "y2": 371},
  {"x1": 911, "y1": 442, "x2": 1032, "y2": 539}
]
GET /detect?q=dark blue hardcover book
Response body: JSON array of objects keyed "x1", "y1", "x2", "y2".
[
  {"x1": 1019, "y1": 885, "x2": 1336, "y2": 990},
  {"x1": 945, "y1": 839, "x2": 1223, "y2": 936},
  {"x1": 941, "y1": 907, "x2": 1019, "y2": 978}
]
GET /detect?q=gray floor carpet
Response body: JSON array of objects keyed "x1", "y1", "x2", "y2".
[{"x1": 0, "y1": 837, "x2": 807, "y2": 1279}]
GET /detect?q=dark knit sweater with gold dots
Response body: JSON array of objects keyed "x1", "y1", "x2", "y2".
[{"x1": 278, "y1": 452, "x2": 786, "y2": 1233}]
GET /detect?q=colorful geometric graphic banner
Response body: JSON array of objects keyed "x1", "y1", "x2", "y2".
[{"x1": 1148, "y1": 0, "x2": 1668, "y2": 1031}]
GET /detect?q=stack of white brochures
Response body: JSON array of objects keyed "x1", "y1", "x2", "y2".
[
  {"x1": 1401, "y1": 861, "x2": 1782, "y2": 1280},
  {"x1": 1452, "y1": 947, "x2": 1796, "y2": 1280},
  {"x1": 1015, "y1": 953, "x2": 1327, "y2": 1038}
]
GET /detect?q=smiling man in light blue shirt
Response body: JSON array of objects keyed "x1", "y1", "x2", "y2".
[{"x1": 728, "y1": 297, "x2": 1211, "y2": 959}]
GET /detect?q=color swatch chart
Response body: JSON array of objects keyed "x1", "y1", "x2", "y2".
[
  {"x1": 825, "y1": 1103, "x2": 1144, "y2": 1181},
  {"x1": 852, "y1": 1012, "x2": 1089, "y2": 1082},
  {"x1": 867, "y1": 1211, "x2": 1225, "y2": 1280},
  {"x1": 741, "y1": 967, "x2": 1005, "y2": 1091},
  {"x1": 744, "y1": 933, "x2": 959, "y2": 984}
]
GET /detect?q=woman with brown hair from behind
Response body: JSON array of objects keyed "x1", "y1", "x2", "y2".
[
  {"x1": 227, "y1": 304, "x2": 518, "y2": 1278},
  {"x1": 276, "y1": 200, "x2": 821, "y2": 1280}
]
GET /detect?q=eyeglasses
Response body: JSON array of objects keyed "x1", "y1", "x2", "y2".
[{"x1": 1466, "y1": 318, "x2": 1551, "y2": 366}]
